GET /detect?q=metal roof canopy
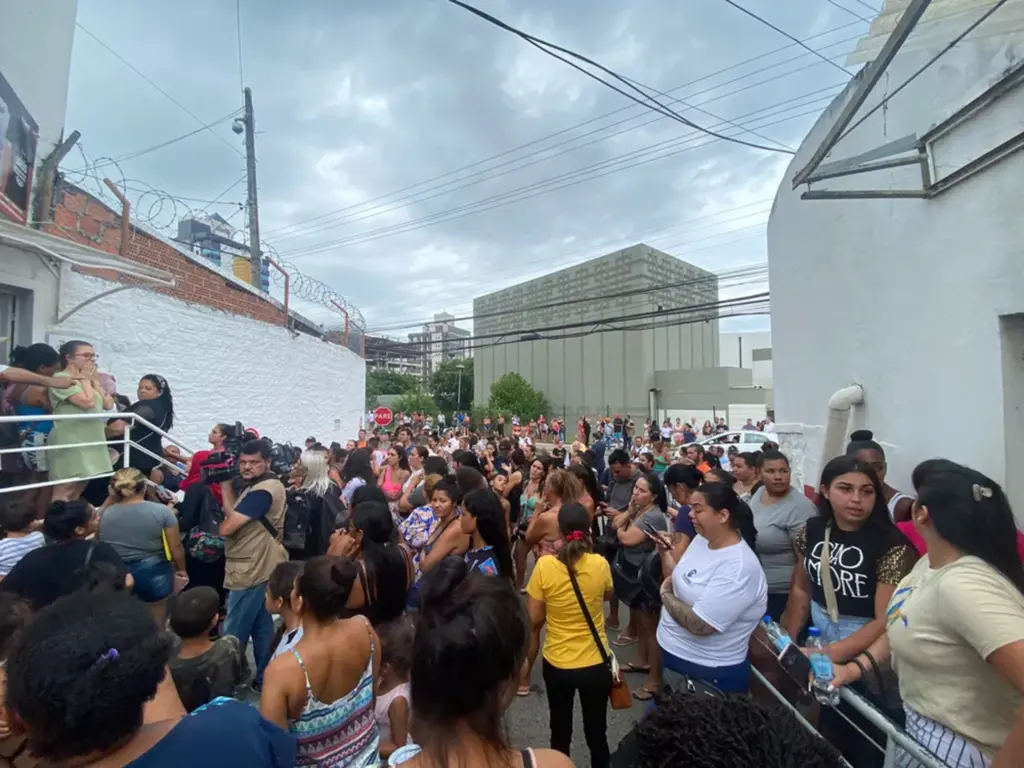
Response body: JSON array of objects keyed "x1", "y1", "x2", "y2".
[
  {"x1": 792, "y1": 0, "x2": 1024, "y2": 200},
  {"x1": 0, "y1": 218, "x2": 176, "y2": 323}
]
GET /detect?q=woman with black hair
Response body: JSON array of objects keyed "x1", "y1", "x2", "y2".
[
  {"x1": 402, "y1": 558, "x2": 573, "y2": 768},
  {"x1": 523, "y1": 502, "x2": 615, "y2": 767},
  {"x1": 106, "y1": 374, "x2": 175, "y2": 478},
  {"x1": 2, "y1": 499, "x2": 129, "y2": 610},
  {"x1": 655, "y1": 483, "x2": 766, "y2": 694},
  {"x1": 340, "y1": 448, "x2": 376, "y2": 511},
  {"x1": 328, "y1": 500, "x2": 411, "y2": 625},
  {"x1": 833, "y1": 460, "x2": 1024, "y2": 767},
  {"x1": 6, "y1": 591, "x2": 295, "y2": 767},
  {"x1": 261, "y1": 555, "x2": 381, "y2": 765},
  {"x1": 513, "y1": 457, "x2": 548, "y2": 590},
  {"x1": 461, "y1": 488, "x2": 514, "y2": 579},
  {"x1": 845, "y1": 429, "x2": 913, "y2": 522}
]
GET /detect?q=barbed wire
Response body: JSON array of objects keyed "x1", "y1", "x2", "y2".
[{"x1": 52, "y1": 144, "x2": 366, "y2": 332}]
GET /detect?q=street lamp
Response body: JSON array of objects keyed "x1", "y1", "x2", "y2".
[{"x1": 456, "y1": 363, "x2": 465, "y2": 415}]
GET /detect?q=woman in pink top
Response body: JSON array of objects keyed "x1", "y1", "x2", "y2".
[
  {"x1": 378, "y1": 445, "x2": 410, "y2": 517},
  {"x1": 525, "y1": 470, "x2": 582, "y2": 559}
]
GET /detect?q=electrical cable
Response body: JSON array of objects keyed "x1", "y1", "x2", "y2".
[
  {"x1": 717, "y1": 0, "x2": 854, "y2": 76},
  {"x1": 849, "y1": 0, "x2": 882, "y2": 15},
  {"x1": 824, "y1": 0, "x2": 873, "y2": 23},
  {"x1": 199, "y1": 174, "x2": 249, "y2": 214},
  {"x1": 833, "y1": 0, "x2": 1012, "y2": 144},
  {"x1": 262, "y1": 19, "x2": 865, "y2": 238},
  {"x1": 446, "y1": 0, "x2": 794, "y2": 155},
  {"x1": 75, "y1": 23, "x2": 245, "y2": 159},
  {"x1": 366, "y1": 261, "x2": 769, "y2": 333},
  {"x1": 236, "y1": 0, "x2": 245, "y2": 95},
  {"x1": 278, "y1": 93, "x2": 834, "y2": 257}
]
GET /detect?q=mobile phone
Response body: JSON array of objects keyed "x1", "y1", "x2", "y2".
[{"x1": 778, "y1": 643, "x2": 813, "y2": 693}]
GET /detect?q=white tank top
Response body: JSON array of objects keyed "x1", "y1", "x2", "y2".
[
  {"x1": 887, "y1": 492, "x2": 911, "y2": 520},
  {"x1": 375, "y1": 682, "x2": 412, "y2": 746}
]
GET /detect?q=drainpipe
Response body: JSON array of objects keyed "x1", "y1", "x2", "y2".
[
  {"x1": 819, "y1": 384, "x2": 864, "y2": 482},
  {"x1": 648, "y1": 388, "x2": 658, "y2": 423}
]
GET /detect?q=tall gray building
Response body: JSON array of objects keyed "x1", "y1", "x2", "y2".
[{"x1": 473, "y1": 243, "x2": 720, "y2": 422}]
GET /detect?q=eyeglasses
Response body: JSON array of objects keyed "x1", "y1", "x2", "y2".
[{"x1": 74, "y1": 352, "x2": 98, "y2": 360}]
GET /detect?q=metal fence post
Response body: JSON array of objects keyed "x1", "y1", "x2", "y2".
[{"x1": 123, "y1": 421, "x2": 131, "y2": 469}]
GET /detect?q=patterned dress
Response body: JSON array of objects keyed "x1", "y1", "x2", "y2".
[{"x1": 288, "y1": 617, "x2": 380, "y2": 766}]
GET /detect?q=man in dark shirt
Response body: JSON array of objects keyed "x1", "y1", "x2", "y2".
[{"x1": 604, "y1": 449, "x2": 638, "y2": 515}]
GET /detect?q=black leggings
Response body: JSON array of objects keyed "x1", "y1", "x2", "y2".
[{"x1": 542, "y1": 659, "x2": 612, "y2": 768}]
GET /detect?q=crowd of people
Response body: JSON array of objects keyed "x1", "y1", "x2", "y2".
[{"x1": 1, "y1": 352, "x2": 1023, "y2": 767}]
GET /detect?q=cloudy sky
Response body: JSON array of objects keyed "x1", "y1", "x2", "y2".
[{"x1": 65, "y1": 0, "x2": 875, "y2": 338}]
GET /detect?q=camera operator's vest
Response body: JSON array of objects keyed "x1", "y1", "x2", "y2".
[{"x1": 224, "y1": 477, "x2": 288, "y2": 591}]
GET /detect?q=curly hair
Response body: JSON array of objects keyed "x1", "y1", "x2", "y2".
[
  {"x1": 625, "y1": 692, "x2": 844, "y2": 767},
  {"x1": 5, "y1": 591, "x2": 174, "y2": 762}
]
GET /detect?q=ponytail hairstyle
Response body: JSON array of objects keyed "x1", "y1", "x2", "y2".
[
  {"x1": 9, "y1": 343, "x2": 59, "y2": 373},
  {"x1": 462, "y1": 489, "x2": 514, "y2": 580},
  {"x1": 556, "y1": 502, "x2": 592, "y2": 574},
  {"x1": 109, "y1": 468, "x2": 147, "y2": 500},
  {"x1": 697, "y1": 483, "x2": 757, "y2": 550},
  {"x1": 139, "y1": 375, "x2": 174, "y2": 429},
  {"x1": 56, "y1": 340, "x2": 90, "y2": 371},
  {"x1": 544, "y1": 469, "x2": 583, "y2": 507},
  {"x1": 914, "y1": 460, "x2": 1024, "y2": 595},
  {"x1": 350, "y1": 501, "x2": 409, "y2": 623},
  {"x1": 296, "y1": 555, "x2": 359, "y2": 622}
]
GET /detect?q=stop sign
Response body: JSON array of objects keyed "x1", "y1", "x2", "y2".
[{"x1": 373, "y1": 407, "x2": 393, "y2": 427}]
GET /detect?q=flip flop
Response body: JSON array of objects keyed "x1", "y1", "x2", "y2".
[
  {"x1": 613, "y1": 635, "x2": 637, "y2": 647},
  {"x1": 623, "y1": 662, "x2": 651, "y2": 674},
  {"x1": 606, "y1": 619, "x2": 621, "y2": 630},
  {"x1": 516, "y1": 685, "x2": 532, "y2": 697},
  {"x1": 632, "y1": 686, "x2": 656, "y2": 702}
]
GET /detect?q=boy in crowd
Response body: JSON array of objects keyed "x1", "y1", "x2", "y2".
[
  {"x1": 168, "y1": 586, "x2": 250, "y2": 710},
  {"x1": 0, "y1": 501, "x2": 44, "y2": 578}
]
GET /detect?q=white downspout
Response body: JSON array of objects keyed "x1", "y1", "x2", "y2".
[{"x1": 819, "y1": 384, "x2": 865, "y2": 483}]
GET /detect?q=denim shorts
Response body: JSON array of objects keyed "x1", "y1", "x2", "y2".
[
  {"x1": 128, "y1": 556, "x2": 174, "y2": 602},
  {"x1": 811, "y1": 601, "x2": 871, "y2": 644}
]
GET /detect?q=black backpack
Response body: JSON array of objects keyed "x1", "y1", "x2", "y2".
[{"x1": 263, "y1": 492, "x2": 311, "y2": 552}]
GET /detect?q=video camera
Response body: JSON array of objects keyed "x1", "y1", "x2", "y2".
[{"x1": 199, "y1": 422, "x2": 247, "y2": 485}]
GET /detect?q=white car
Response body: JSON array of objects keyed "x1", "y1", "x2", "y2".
[{"x1": 697, "y1": 430, "x2": 775, "y2": 451}]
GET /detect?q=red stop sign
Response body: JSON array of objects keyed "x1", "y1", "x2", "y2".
[{"x1": 373, "y1": 407, "x2": 393, "y2": 427}]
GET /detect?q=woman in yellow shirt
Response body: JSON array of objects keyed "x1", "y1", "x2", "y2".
[{"x1": 523, "y1": 502, "x2": 615, "y2": 768}]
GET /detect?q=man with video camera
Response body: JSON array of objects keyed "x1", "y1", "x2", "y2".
[{"x1": 216, "y1": 438, "x2": 288, "y2": 690}]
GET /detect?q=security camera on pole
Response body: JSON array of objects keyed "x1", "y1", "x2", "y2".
[{"x1": 234, "y1": 88, "x2": 261, "y2": 286}]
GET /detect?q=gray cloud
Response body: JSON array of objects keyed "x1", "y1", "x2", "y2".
[{"x1": 66, "y1": 0, "x2": 871, "y2": 337}]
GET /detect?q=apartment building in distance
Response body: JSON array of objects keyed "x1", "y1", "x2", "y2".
[
  {"x1": 409, "y1": 312, "x2": 471, "y2": 379},
  {"x1": 362, "y1": 334, "x2": 425, "y2": 378}
]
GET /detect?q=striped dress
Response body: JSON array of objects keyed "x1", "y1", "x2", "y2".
[{"x1": 289, "y1": 618, "x2": 380, "y2": 766}]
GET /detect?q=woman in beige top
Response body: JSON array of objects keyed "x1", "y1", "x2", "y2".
[{"x1": 833, "y1": 460, "x2": 1024, "y2": 767}]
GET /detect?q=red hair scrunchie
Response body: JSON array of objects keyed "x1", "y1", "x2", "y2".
[{"x1": 564, "y1": 530, "x2": 585, "y2": 543}]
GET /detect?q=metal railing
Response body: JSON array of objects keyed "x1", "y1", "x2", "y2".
[
  {"x1": 751, "y1": 634, "x2": 950, "y2": 768},
  {"x1": 0, "y1": 411, "x2": 197, "y2": 495}
]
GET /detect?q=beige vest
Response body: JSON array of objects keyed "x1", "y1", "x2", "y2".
[{"x1": 224, "y1": 477, "x2": 288, "y2": 590}]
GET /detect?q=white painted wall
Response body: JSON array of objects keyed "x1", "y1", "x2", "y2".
[
  {"x1": 768, "y1": 1, "x2": 1024, "y2": 519},
  {"x1": 51, "y1": 273, "x2": 366, "y2": 451},
  {"x1": 0, "y1": 243, "x2": 60, "y2": 344},
  {"x1": 0, "y1": 0, "x2": 78, "y2": 163}
]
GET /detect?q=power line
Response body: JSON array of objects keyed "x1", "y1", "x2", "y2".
[
  {"x1": 824, "y1": 0, "x2": 873, "y2": 23},
  {"x1": 367, "y1": 261, "x2": 769, "y2": 333},
  {"x1": 717, "y1": 0, "x2": 853, "y2": 76},
  {"x1": 446, "y1": 0, "x2": 793, "y2": 155},
  {"x1": 848, "y1": 0, "x2": 882, "y2": 15},
  {"x1": 277, "y1": 90, "x2": 835, "y2": 257},
  {"x1": 263, "y1": 19, "x2": 864, "y2": 238},
  {"x1": 200, "y1": 173, "x2": 249, "y2": 214},
  {"x1": 235, "y1": 0, "x2": 245, "y2": 95},
  {"x1": 75, "y1": 23, "x2": 245, "y2": 158}
]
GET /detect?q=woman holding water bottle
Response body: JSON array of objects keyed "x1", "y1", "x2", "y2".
[
  {"x1": 831, "y1": 460, "x2": 1024, "y2": 768},
  {"x1": 782, "y1": 455, "x2": 917, "y2": 766}
]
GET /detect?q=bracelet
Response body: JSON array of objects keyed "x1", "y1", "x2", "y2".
[{"x1": 850, "y1": 657, "x2": 867, "y2": 679}]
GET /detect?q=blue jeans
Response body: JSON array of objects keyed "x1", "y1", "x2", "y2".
[
  {"x1": 810, "y1": 601, "x2": 871, "y2": 644},
  {"x1": 661, "y1": 648, "x2": 751, "y2": 694},
  {"x1": 224, "y1": 583, "x2": 274, "y2": 685}
]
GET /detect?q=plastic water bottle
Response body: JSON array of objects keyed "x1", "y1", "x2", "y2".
[
  {"x1": 761, "y1": 615, "x2": 792, "y2": 653},
  {"x1": 807, "y1": 627, "x2": 840, "y2": 706}
]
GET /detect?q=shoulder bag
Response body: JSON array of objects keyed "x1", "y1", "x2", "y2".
[{"x1": 566, "y1": 559, "x2": 632, "y2": 710}]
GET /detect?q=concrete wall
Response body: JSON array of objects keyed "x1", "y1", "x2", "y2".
[
  {"x1": 0, "y1": 0, "x2": 78, "y2": 173},
  {"x1": 473, "y1": 244, "x2": 719, "y2": 421},
  {"x1": 51, "y1": 272, "x2": 365, "y2": 449},
  {"x1": 767, "y1": 0, "x2": 1024, "y2": 515},
  {"x1": 0, "y1": 243, "x2": 60, "y2": 346},
  {"x1": 720, "y1": 331, "x2": 773, "y2": 388}
]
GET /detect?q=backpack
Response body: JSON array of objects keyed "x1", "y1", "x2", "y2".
[
  {"x1": 185, "y1": 490, "x2": 225, "y2": 563},
  {"x1": 278, "y1": 492, "x2": 312, "y2": 553}
]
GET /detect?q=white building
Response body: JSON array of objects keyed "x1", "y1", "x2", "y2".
[
  {"x1": 409, "y1": 311, "x2": 471, "y2": 380},
  {"x1": 768, "y1": 0, "x2": 1024, "y2": 522},
  {"x1": 719, "y1": 331, "x2": 773, "y2": 390},
  {"x1": 0, "y1": 2, "x2": 365, "y2": 449}
]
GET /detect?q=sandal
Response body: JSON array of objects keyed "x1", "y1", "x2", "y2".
[
  {"x1": 516, "y1": 685, "x2": 532, "y2": 697},
  {"x1": 632, "y1": 686, "x2": 657, "y2": 701},
  {"x1": 613, "y1": 635, "x2": 637, "y2": 647},
  {"x1": 623, "y1": 662, "x2": 651, "y2": 674},
  {"x1": 606, "y1": 618, "x2": 621, "y2": 630}
]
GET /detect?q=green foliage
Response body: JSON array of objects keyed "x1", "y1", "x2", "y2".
[
  {"x1": 431, "y1": 358, "x2": 473, "y2": 414},
  {"x1": 391, "y1": 391, "x2": 438, "y2": 416},
  {"x1": 487, "y1": 373, "x2": 549, "y2": 421},
  {"x1": 366, "y1": 370, "x2": 420, "y2": 409}
]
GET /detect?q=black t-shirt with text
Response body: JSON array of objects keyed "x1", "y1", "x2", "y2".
[{"x1": 797, "y1": 517, "x2": 916, "y2": 619}]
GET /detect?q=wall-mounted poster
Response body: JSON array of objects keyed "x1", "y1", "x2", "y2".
[{"x1": 0, "y1": 71, "x2": 39, "y2": 225}]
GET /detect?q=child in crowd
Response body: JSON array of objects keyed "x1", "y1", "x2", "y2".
[
  {"x1": 0, "y1": 501, "x2": 44, "y2": 578},
  {"x1": 266, "y1": 561, "x2": 304, "y2": 661},
  {"x1": 376, "y1": 618, "x2": 414, "y2": 759},
  {"x1": 168, "y1": 586, "x2": 249, "y2": 711}
]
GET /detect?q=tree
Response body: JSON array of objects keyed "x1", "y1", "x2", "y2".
[
  {"x1": 392, "y1": 391, "x2": 438, "y2": 416},
  {"x1": 487, "y1": 372, "x2": 549, "y2": 421},
  {"x1": 431, "y1": 358, "x2": 473, "y2": 414},
  {"x1": 366, "y1": 370, "x2": 420, "y2": 409}
]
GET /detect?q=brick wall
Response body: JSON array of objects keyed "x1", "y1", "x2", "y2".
[{"x1": 42, "y1": 181, "x2": 286, "y2": 327}]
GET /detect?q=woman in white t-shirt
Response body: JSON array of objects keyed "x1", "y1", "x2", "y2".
[
  {"x1": 655, "y1": 483, "x2": 767, "y2": 694},
  {"x1": 833, "y1": 460, "x2": 1024, "y2": 768}
]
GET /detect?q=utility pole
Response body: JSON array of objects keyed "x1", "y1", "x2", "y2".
[
  {"x1": 456, "y1": 363, "x2": 464, "y2": 416},
  {"x1": 243, "y1": 87, "x2": 262, "y2": 285}
]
